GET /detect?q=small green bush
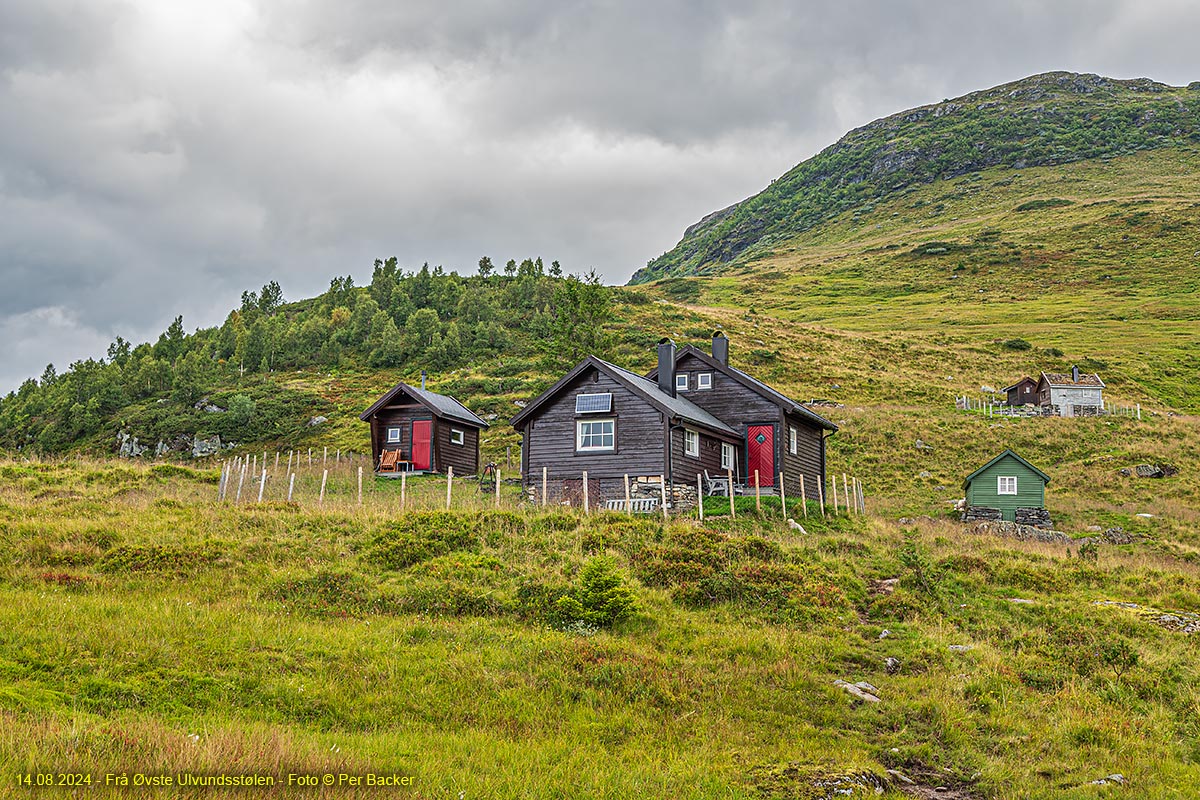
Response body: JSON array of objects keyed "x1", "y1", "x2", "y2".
[
  {"x1": 1015, "y1": 198, "x2": 1074, "y2": 212},
  {"x1": 1002, "y1": 338, "x2": 1033, "y2": 351},
  {"x1": 555, "y1": 557, "x2": 640, "y2": 629}
]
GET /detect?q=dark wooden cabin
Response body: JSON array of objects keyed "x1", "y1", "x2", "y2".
[
  {"x1": 1003, "y1": 377, "x2": 1037, "y2": 406},
  {"x1": 360, "y1": 382, "x2": 488, "y2": 475},
  {"x1": 512, "y1": 336, "x2": 836, "y2": 502},
  {"x1": 511, "y1": 342, "x2": 743, "y2": 502},
  {"x1": 646, "y1": 332, "x2": 837, "y2": 500}
]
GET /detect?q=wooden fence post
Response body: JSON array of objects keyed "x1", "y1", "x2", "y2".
[
  {"x1": 582, "y1": 470, "x2": 589, "y2": 514},
  {"x1": 275, "y1": 451, "x2": 280, "y2": 470},
  {"x1": 323, "y1": 446, "x2": 328, "y2": 467},
  {"x1": 319, "y1": 469, "x2": 328, "y2": 507},
  {"x1": 446, "y1": 466, "x2": 454, "y2": 510},
  {"x1": 799, "y1": 473, "x2": 807, "y2": 517},
  {"x1": 1137, "y1": 403, "x2": 1141, "y2": 421},
  {"x1": 779, "y1": 471, "x2": 787, "y2": 519},
  {"x1": 623, "y1": 474, "x2": 632, "y2": 516},
  {"x1": 660, "y1": 476, "x2": 669, "y2": 520},
  {"x1": 287, "y1": 472, "x2": 295, "y2": 502},
  {"x1": 308, "y1": 448, "x2": 312, "y2": 467},
  {"x1": 727, "y1": 468, "x2": 736, "y2": 520},
  {"x1": 495, "y1": 467, "x2": 501, "y2": 508},
  {"x1": 357, "y1": 466, "x2": 363, "y2": 506},
  {"x1": 506, "y1": 446, "x2": 511, "y2": 470},
  {"x1": 542, "y1": 466, "x2": 548, "y2": 507},
  {"x1": 696, "y1": 474, "x2": 704, "y2": 522},
  {"x1": 257, "y1": 468, "x2": 267, "y2": 503},
  {"x1": 216, "y1": 463, "x2": 226, "y2": 502},
  {"x1": 817, "y1": 477, "x2": 825, "y2": 517},
  {"x1": 400, "y1": 471, "x2": 407, "y2": 511},
  {"x1": 831, "y1": 475, "x2": 838, "y2": 515},
  {"x1": 236, "y1": 461, "x2": 247, "y2": 503},
  {"x1": 843, "y1": 473, "x2": 850, "y2": 514},
  {"x1": 287, "y1": 450, "x2": 293, "y2": 473},
  {"x1": 754, "y1": 470, "x2": 761, "y2": 514}
]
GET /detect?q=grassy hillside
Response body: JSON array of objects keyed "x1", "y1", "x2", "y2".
[
  {"x1": 635, "y1": 71, "x2": 1200, "y2": 282},
  {"x1": 2, "y1": 460, "x2": 1199, "y2": 798}
]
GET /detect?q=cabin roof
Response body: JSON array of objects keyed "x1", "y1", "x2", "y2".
[
  {"x1": 359, "y1": 382, "x2": 488, "y2": 428},
  {"x1": 962, "y1": 449, "x2": 1051, "y2": 490},
  {"x1": 1002, "y1": 377, "x2": 1037, "y2": 392},
  {"x1": 647, "y1": 345, "x2": 838, "y2": 431},
  {"x1": 1039, "y1": 371, "x2": 1105, "y2": 389},
  {"x1": 510, "y1": 355, "x2": 737, "y2": 437}
]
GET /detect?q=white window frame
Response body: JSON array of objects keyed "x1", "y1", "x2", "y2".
[
  {"x1": 697, "y1": 372, "x2": 713, "y2": 390},
  {"x1": 386, "y1": 427, "x2": 401, "y2": 443},
  {"x1": 789, "y1": 426, "x2": 797, "y2": 454},
  {"x1": 676, "y1": 373, "x2": 689, "y2": 392},
  {"x1": 576, "y1": 418, "x2": 615, "y2": 452},
  {"x1": 997, "y1": 476, "x2": 1018, "y2": 495},
  {"x1": 721, "y1": 442, "x2": 735, "y2": 471},
  {"x1": 684, "y1": 429, "x2": 699, "y2": 457},
  {"x1": 449, "y1": 428, "x2": 465, "y2": 446}
]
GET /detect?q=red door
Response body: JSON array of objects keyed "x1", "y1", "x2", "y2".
[
  {"x1": 746, "y1": 425, "x2": 775, "y2": 487},
  {"x1": 411, "y1": 420, "x2": 432, "y2": 470}
]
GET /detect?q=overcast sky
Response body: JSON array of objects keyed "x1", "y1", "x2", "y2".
[{"x1": 2, "y1": 0, "x2": 1198, "y2": 392}]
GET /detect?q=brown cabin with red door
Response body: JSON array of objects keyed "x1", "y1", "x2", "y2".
[
  {"x1": 360, "y1": 381, "x2": 488, "y2": 475},
  {"x1": 511, "y1": 335, "x2": 836, "y2": 501}
]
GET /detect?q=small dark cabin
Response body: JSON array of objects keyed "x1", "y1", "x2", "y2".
[
  {"x1": 360, "y1": 381, "x2": 488, "y2": 475},
  {"x1": 1003, "y1": 377, "x2": 1037, "y2": 406}
]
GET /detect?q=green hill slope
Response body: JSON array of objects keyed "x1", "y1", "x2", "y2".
[{"x1": 634, "y1": 71, "x2": 1200, "y2": 283}]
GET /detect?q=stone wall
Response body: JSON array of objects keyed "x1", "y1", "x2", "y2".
[
  {"x1": 961, "y1": 505, "x2": 1002, "y2": 522},
  {"x1": 1014, "y1": 506, "x2": 1053, "y2": 528}
]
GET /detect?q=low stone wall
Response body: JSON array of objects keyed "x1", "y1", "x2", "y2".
[
  {"x1": 961, "y1": 505, "x2": 1002, "y2": 522},
  {"x1": 1014, "y1": 506, "x2": 1053, "y2": 529},
  {"x1": 967, "y1": 520, "x2": 1073, "y2": 544}
]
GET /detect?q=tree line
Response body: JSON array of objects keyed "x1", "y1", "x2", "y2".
[{"x1": 0, "y1": 258, "x2": 614, "y2": 452}]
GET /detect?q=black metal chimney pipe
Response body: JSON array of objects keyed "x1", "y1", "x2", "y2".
[
  {"x1": 657, "y1": 338, "x2": 677, "y2": 397},
  {"x1": 421, "y1": 370, "x2": 427, "y2": 390},
  {"x1": 712, "y1": 330, "x2": 729, "y2": 366}
]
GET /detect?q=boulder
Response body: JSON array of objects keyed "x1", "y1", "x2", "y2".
[
  {"x1": 884, "y1": 657, "x2": 901, "y2": 675},
  {"x1": 833, "y1": 679, "x2": 881, "y2": 703},
  {"x1": 307, "y1": 415, "x2": 328, "y2": 427},
  {"x1": 194, "y1": 397, "x2": 226, "y2": 413},
  {"x1": 192, "y1": 435, "x2": 222, "y2": 458},
  {"x1": 786, "y1": 519, "x2": 808, "y2": 534},
  {"x1": 116, "y1": 431, "x2": 147, "y2": 458},
  {"x1": 1134, "y1": 463, "x2": 1165, "y2": 478}
]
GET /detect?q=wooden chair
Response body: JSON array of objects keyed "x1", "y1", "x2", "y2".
[{"x1": 378, "y1": 450, "x2": 400, "y2": 473}]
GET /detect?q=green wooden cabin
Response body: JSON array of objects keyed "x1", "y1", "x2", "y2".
[{"x1": 962, "y1": 450, "x2": 1050, "y2": 521}]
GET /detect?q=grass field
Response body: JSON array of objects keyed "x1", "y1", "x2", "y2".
[{"x1": 2, "y1": 458, "x2": 1199, "y2": 798}]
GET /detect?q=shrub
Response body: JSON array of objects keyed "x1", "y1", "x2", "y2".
[
  {"x1": 1014, "y1": 198, "x2": 1074, "y2": 212},
  {"x1": 98, "y1": 543, "x2": 221, "y2": 573},
  {"x1": 1002, "y1": 338, "x2": 1032, "y2": 351},
  {"x1": 369, "y1": 512, "x2": 477, "y2": 569},
  {"x1": 555, "y1": 557, "x2": 640, "y2": 629}
]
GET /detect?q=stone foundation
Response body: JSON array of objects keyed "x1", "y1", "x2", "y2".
[
  {"x1": 961, "y1": 505, "x2": 1002, "y2": 522},
  {"x1": 1014, "y1": 506, "x2": 1053, "y2": 528}
]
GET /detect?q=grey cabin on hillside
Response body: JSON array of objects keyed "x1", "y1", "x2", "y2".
[
  {"x1": 961, "y1": 449, "x2": 1051, "y2": 526},
  {"x1": 1003, "y1": 377, "x2": 1037, "y2": 406},
  {"x1": 511, "y1": 333, "x2": 836, "y2": 505},
  {"x1": 360, "y1": 381, "x2": 488, "y2": 475},
  {"x1": 1036, "y1": 367, "x2": 1104, "y2": 416}
]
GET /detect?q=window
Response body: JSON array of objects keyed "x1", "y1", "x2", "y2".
[
  {"x1": 386, "y1": 427, "x2": 401, "y2": 443},
  {"x1": 676, "y1": 374, "x2": 689, "y2": 392},
  {"x1": 697, "y1": 372, "x2": 713, "y2": 390},
  {"x1": 576, "y1": 419, "x2": 615, "y2": 451},
  {"x1": 789, "y1": 426, "x2": 797, "y2": 454},
  {"x1": 721, "y1": 442, "x2": 735, "y2": 471},
  {"x1": 575, "y1": 392, "x2": 612, "y2": 413},
  {"x1": 684, "y1": 429, "x2": 699, "y2": 457},
  {"x1": 450, "y1": 428, "x2": 465, "y2": 446},
  {"x1": 997, "y1": 476, "x2": 1017, "y2": 495}
]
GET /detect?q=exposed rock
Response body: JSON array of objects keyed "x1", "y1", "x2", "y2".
[
  {"x1": 1136, "y1": 513, "x2": 1154, "y2": 518},
  {"x1": 833, "y1": 679, "x2": 881, "y2": 703},
  {"x1": 1118, "y1": 468, "x2": 1132, "y2": 477},
  {"x1": 307, "y1": 415, "x2": 328, "y2": 427},
  {"x1": 948, "y1": 645, "x2": 973, "y2": 652},
  {"x1": 1094, "y1": 600, "x2": 1200, "y2": 634},
  {"x1": 884, "y1": 657, "x2": 901, "y2": 675},
  {"x1": 1103, "y1": 526, "x2": 1132, "y2": 544},
  {"x1": 1134, "y1": 463, "x2": 1165, "y2": 478},
  {"x1": 192, "y1": 435, "x2": 222, "y2": 458},
  {"x1": 980, "y1": 385, "x2": 996, "y2": 393},
  {"x1": 1088, "y1": 774, "x2": 1126, "y2": 786},
  {"x1": 194, "y1": 397, "x2": 226, "y2": 413},
  {"x1": 1085, "y1": 525, "x2": 1103, "y2": 532},
  {"x1": 747, "y1": 764, "x2": 887, "y2": 800},
  {"x1": 878, "y1": 629, "x2": 892, "y2": 640},
  {"x1": 918, "y1": 470, "x2": 931, "y2": 479},
  {"x1": 786, "y1": 518, "x2": 808, "y2": 534},
  {"x1": 115, "y1": 431, "x2": 147, "y2": 458},
  {"x1": 914, "y1": 439, "x2": 933, "y2": 451},
  {"x1": 870, "y1": 578, "x2": 900, "y2": 596},
  {"x1": 513, "y1": 400, "x2": 528, "y2": 408},
  {"x1": 484, "y1": 413, "x2": 499, "y2": 421},
  {"x1": 1008, "y1": 598, "x2": 1034, "y2": 604},
  {"x1": 966, "y1": 520, "x2": 1072, "y2": 544},
  {"x1": 154, "y1": 440, "x2": 170, "y2": 458}
]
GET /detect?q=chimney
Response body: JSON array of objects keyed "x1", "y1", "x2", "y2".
[
  {"x1": 657, "y1": 338, "x2": 677, "y2": 397},
  {"x1": 1071, "y1": 365, "x2": 1080, "y2": 383},
  {"x1": 421, "y1": 370, "x2": 427, "y2": 390},
  {"x1": 712, "y1": 330, "x2": 729, "y2": 366}
]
